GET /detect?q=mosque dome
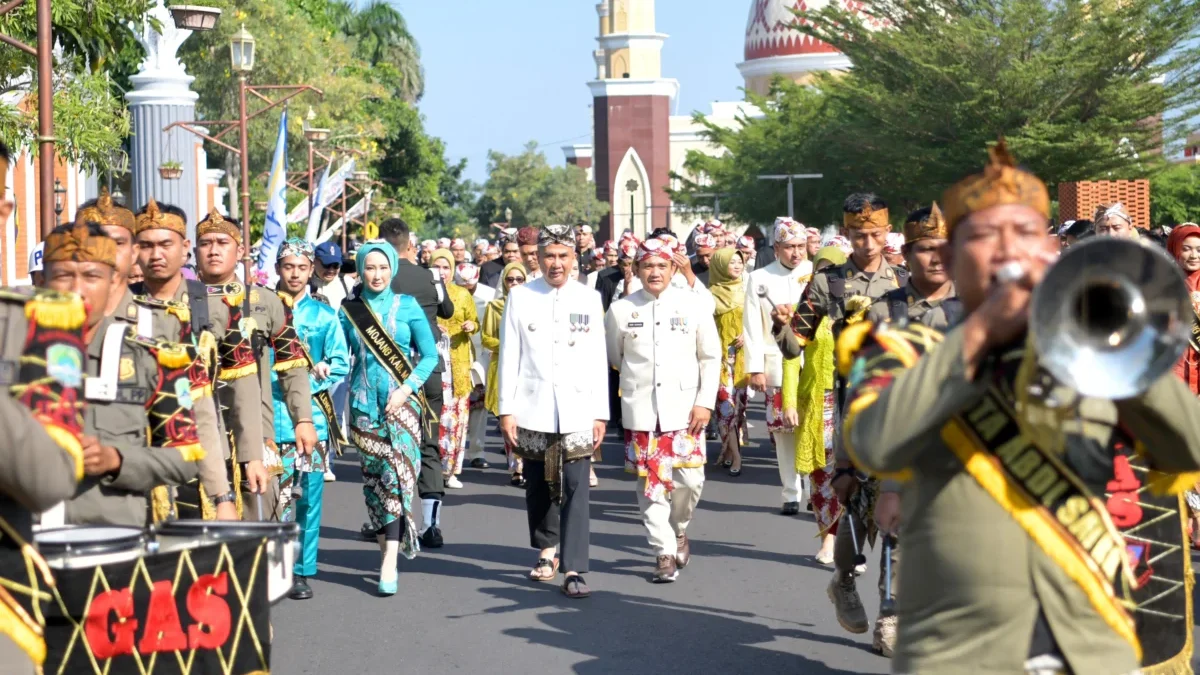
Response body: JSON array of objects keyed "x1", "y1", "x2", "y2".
[{"x1": 738, "y1": 0, "x2": 857, "y2": 96}]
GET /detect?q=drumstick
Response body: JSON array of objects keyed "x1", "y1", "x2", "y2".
[
  {"x1": 880, "y1": 534, "x2": 896, "y2": 614},
  {"x1": 255, "y1": 493, "x2": 263, "y2": 522}
]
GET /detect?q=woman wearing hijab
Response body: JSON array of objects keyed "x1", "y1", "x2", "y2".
[
  {"x1": 781, "y1": 245, "x2": 847, "y2": 564},
  {"x1": 709, "y1": 248, "x2": 748, "y2": 476},
  {"x1": 339, "y1": 241, "x2": 439, "y2": 595},
  {"x1": 428, "y1": 248, "x2": 480, "y2": 489},
  {"x1": 482, "y1": 261, "x2": 528, "y2": 487},
  {"x1": 1168, "y1": 223, "x2": 1200, "y2": 547}
]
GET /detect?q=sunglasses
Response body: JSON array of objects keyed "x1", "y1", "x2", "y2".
[{"x1": 504, "y1": 276, "x2": 525, "y2": 284}]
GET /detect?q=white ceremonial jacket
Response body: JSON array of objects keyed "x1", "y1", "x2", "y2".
[
  {"x1": 498, "y1": 277, "x2": 609, "y2": 434},
  {"x1": 621, "y1": 272, "x2": 716, "y2": 317},
  {"x1": 742, "y1": 259, "x2": 813, "y2": 387},
  {"x1": 605, "y1": 286, "x2": 721, "y2": 433}
]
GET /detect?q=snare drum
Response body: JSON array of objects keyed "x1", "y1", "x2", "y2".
[
  {"x1": 35, "y1": 526, "x2": 147, "y2": 570},
  {"x1": 153, "y1": 521, "x2": 298, "y2": 604}
]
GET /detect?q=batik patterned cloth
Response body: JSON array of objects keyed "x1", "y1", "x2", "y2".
[
  {"x1": 514, "y1": 428, "x2": 593, "y2": 502},
  {"x1": 809, "y1": 392, "x2": 841, "y2": 534},
  {"x1": 438, "y1": 373, "x2": 469, "y2": 475},
  {"x1": 715, "y1": 345, "x2": 749, "y2": 446},
  {"x1": 765, "y1": 387, "x2": 787, "y2": 433},
  {"x1": 623, "y1": 429, "x2": 705, "y2": 501},
  {"x1": 351, "y1": 409, "x2": 422, "y2": 559},
  {"x1": 276, "y1": 440, "x2": 328, "y2": 521}
]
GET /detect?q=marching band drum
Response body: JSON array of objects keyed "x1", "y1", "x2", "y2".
[{"x1": 153, "y1": 519, "x2": 299, "y2": 604}]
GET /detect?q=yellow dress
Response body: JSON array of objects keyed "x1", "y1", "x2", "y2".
[
  {"x1": 481, "y1": 300, "x2": 503, "y2": 415},
  {"x1": 438, "y1": 283, "x2": 479, "y2": 400},
  {"x1": 781, "y1": 316, "x2": 834, "y2": 474},
  {"x1": 715, "y1": 306, "x2": 747, "y2": 388}
]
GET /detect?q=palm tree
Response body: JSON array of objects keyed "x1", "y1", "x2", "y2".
[{"x1": 332, "y1": 0, "x2": 425, "y2": 103}]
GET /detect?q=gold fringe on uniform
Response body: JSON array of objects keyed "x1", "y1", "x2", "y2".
[
  {"x1": 223, "y1": 290, "x2": 245, "y2": 308},
  {"x1": 155, "y1": 343, "x2": 193, "y2": 369},
  {"x1": 167, "y1": 301, "x2": 190, "y2": 326},
  {"x1": 1144, "y1": 469, "x2": 1200, "y2": 497},
  {"x1": 150, "y1": 485, "x2": 173, "y2": 523},
  {"x1": 218, "y1": 362, "x2": 258, "y2": 381},
  {"x1": 173, "y1": 442, "x2": 206, "y2": 463},
  {"x1": 197, "y1": 330, "x2": 217, "y2": 368},
  {"x1": 272, "y1": 358, "x2": 307, "y2": 373},
  {"x1": 24, "y1": 292, "x2": 86, "y2": 331}
]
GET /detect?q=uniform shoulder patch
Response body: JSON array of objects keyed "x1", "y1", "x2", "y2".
[{"x1": 119, "y1": 356, "x2": 136, "y2": 381}]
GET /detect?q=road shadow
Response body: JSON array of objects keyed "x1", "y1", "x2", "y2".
[{"x1": 471, "y1": 583, "x2": 874, "y2": 674}]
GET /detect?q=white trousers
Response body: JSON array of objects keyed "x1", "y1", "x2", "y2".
[
  {"x1": 466, "y1": 405, "x2": 487, "y2": 462},
  {"x1": 773, "y1": 430, "x2": 803, "y2": 503},
  {"x1": 636, "y1": 467, "x2": 705, "y2": 557}
]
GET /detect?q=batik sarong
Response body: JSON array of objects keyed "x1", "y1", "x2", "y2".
[{"x1": 351, "y1": 401, "x2": 423, "y2": 558}]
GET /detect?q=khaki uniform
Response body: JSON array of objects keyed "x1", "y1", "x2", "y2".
[
  {"x1": 792, "y1": 259, "x2": 906, "y2": 343},
  {"x1": 0, "y1": 289, "x2": 87, "y2": 675},
  {"x1": 247, "y1": 284, "x2": 313, "y2": 444},
  {"x1": 844, "y1": 325, "x2": 1200, "y2": 674},
  {"x1": 66, "y1": 316, "x2": 201, "y2": 527},
  {"x1": 115, "y1": 288, "x2": 231, "y2": 500},
  {"x1": 866, "y1": 281, "x2": 960, "y2": 330}
]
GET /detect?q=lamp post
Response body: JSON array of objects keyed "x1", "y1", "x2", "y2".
[
  {"x1": 52, "y1": 179, "x2": 65, "y2": 224},
  {"x1": 757, "y1": 174, "x2": 823, "y2": 219},
  {"x1": 230, "y1": 24, "x2": 256, "y2": 285},
  {"x1": 0, "y1": 0, "x2": 56, "y2": 236},
  {"x1": 303, "y1": 106, "x2": 330, "y2": 212}
]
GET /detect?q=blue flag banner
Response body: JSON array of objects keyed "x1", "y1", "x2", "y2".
[{"x1": 256, "y1": 109, "x2": 289, "y2": 273}]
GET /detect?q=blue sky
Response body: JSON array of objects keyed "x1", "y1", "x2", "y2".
[{"x1": 394, "y1": 0, "x2": 750, "y2": 183}]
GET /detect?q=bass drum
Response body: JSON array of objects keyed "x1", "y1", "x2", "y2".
[
  {"x1": 153, "y1": 521, "x2": 298, "y2": 604},
  {"x1": 35, "y1": 526, "x2": 147, "y2": 570}
]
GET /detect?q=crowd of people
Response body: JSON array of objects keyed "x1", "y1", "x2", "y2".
[{"x1": 6, "y1": 133, "x2": 1200, "y2": 675}]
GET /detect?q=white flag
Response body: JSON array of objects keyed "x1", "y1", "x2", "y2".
[
  {"x1": 316, "y1": 189, "x2": 372, "y2": 244},
  {"x1": 304, "y1": 158, "x2": 355, "y2": 241}
]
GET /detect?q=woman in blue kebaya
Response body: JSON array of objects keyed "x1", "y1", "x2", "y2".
[{"x1": 340, "y1": 240, "x2": 438, "y2": 595}]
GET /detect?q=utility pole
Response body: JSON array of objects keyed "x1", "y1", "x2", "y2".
[{"x1": 757, "y1": 174, "x2": 823, "y2": 219}]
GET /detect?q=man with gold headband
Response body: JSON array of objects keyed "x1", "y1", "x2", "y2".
[
  {"x1": 0, "y1": 140, "x2": 89, "y2": 671},
  {"x1": 193, "y1": 209, "x2": 315, "y2": 520},
  {"x1": 838, "y1": 140, "x2": 1200, "y2": 674},
  {"x1": 132, "y1": 199, "x2": 264, "y2": 520},
  {"x1": 77, "y1": 192, "x2": 235, "y2": 521},
  {"x1": 773, "y1": 192, "x2": 907, "y2": 643},
  {"x1": 41, "y1": 222, "x2": 203, "y2": 526}
]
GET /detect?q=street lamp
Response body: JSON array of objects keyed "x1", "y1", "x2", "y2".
[
  {"x1": 302, "y1": 106, "x2": 330, "y2": 212},
  {"x1": 504, "y1": 207, "x2": 513, "y2": 225},
  {"x1": 53, "y1": 179, "x2": 65, "y2": 224},
  {"x1": 757, "y1": 174, "x2": 823, "y2": 219},
  {"x1": 229, "y1": 24, "x2": 256, "y2": 73}
]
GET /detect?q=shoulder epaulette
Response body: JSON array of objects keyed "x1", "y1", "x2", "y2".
[
  {"x1": 24, "y1": 289, "x2": 87, "y2": 330},
  {"x1": 207, "y1": 282, "x2": 245, "y2": 308},
  {"x1": 131, "y1": 294, "x2": 193, "y2": 326},
  {"x1": 125, "y1": 333, "x2": 196, "y2": 369},
  {"x1": 276, "y1": 290, "x2": 294, "y2": 308}
]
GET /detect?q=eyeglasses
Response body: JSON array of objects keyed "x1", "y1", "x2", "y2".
[
  {"x1": 322, "y1": 262, "x2": 342, "y2": 270},
  {"x1": 504, "y1": 276, "x2": 525, "y2": 284}
]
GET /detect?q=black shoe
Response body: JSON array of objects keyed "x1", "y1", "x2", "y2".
[
  {"x1": 806, "y1": 500, "x2": 814, "y2": 512},
  {"x1": 705, "y1": 429, "x2": 718, "y2": 441},
  {"x1": 781, "y1": 501, "x2": 801, "y2": 516},
  {"x1": 420, "y1": 526, "x2": 444, "y2": 549},
  {"x1": 470, "y1": 458, "x2": 489, "y2": 469},
  {"x1": 289, "y1": 576, "x2": 313, "y2": 600},
  {"x1": 360, "y1": 522, "x2": 377, "y2": 541}
]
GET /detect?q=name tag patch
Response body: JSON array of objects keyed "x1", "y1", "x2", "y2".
[
  {"x1": 116, "y1": 386, "x2": 149, "y2": 405},
  {"x1": 627, "y1": 322, "x2": 644, "y2": 328}
]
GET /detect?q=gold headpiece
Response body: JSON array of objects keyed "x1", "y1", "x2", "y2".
[
  {"x1": 842, "y1": 203, "x2": 890, "y2": 231},
  {"x1": 76, "y1": 186, "x2": 136, "y2": 232},
  {"x1": 133, "y1": 197, "x2": 187, "y2": 238},
  {"x1": 196, "y1": 208, "x2": 242, "y2": 244},
  {"x1": 903, "y1": 202, "x2": 949, "y2": 243},
  {"x1": 44, "y1": 224, "x2": 118, "y2": 267},
  {"x1": 941, "y1": 138, "x2": 1050, "y2": 232}
]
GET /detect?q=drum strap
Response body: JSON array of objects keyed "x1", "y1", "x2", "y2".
[{"x1": 83, "y1": 323, "x2": 129, "y2": 402}]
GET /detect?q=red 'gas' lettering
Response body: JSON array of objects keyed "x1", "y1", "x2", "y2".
[
  {"x1": 187, "y1": 572, "x2": 231, "y2": 649},
  {"x1": 85, "y1": 588, "x2": 137, "y2": 659},
  {"x1": 1106, "y1": 455, "x2": 1143, "y2": 528},
  {"x1": 138, "y1": 580, "x2": 188, "y2": 653}
]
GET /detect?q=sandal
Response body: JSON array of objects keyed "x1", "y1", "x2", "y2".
[
  {"x1": 561, "y1": 574, "x2": 591, "y2": 599},
  {"x1": 510, "y1": 473, "x2": 527, "y2": 488},
  {"x1": 528, "y1": 557, "x2": 559, "y2": 582}
]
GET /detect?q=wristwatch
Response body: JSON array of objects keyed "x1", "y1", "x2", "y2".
[{"x1": 211, "y1": 491, "x2": 236, "y2": 506}]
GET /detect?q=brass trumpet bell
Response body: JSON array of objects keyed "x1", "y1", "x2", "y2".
[{"x1": 1031, "y1": 237, "x2": 1191, "y2": 399}]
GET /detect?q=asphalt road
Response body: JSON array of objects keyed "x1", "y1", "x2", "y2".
[{"x1": 271, "y1": 400, "x2": 890, "y2": 674}]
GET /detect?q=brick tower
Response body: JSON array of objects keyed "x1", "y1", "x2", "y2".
[{"x1": 589, "y1": 0, "x2": 679, "y2": 240}]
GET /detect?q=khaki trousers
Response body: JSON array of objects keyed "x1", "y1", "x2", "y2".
[{"x1": 636, "y1": 466, "x2": 705, "y2": 557}]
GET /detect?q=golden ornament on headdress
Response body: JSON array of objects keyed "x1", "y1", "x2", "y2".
[
  {"x1": 196, "y1": 207, "x2": 242, "y2": 244},
  {"x1": 43, "y1": 224, "x2": 118, "y2": 268},
  {"x1": 903, "y1": 202, "x2": 950, "y2": 243},
  {"x1": 133, "y1": 197, "x2": 187, "y2": 237},
  {"x1": 842, "y1": 203, "x2": 891, "y2": 231},
  {"x1": 941, "y1": 138, "x2": 1050, "y2": 231},
  {"x1": 75, "y1": 186, "x2": 136, "y2": 232}
]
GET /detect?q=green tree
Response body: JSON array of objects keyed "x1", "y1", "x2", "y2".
[
  {"x1": 331, "y1": 0, "x2": 423, "y2": 102},
  {"x1": 0, "y1": 0, "x2": 149, "y2": 170},
  {"x1": 475, "y1": 142, "x2": 610, "y2": 229},
  {"x1": 675, "y1": 0, "x2": 1200, "y2": 226},
  {"x1": 1150, "y1": 162, "x2": 1200, "y2": 226}
]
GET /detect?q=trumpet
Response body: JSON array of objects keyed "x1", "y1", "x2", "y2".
[{"x1": 1028, "y1": 237, "x2": 1191, "y2": 399}]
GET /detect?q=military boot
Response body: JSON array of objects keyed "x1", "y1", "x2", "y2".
[{"x1": 826, "y1": 572, "x2": 869, "y2": 634}]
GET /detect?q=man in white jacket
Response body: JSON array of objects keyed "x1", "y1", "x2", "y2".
[
  {"x1": 498, "y1": 224, "x2": 608, "y2": 599},
  {"x1": 605, "y1": 238, "x2": 720, "y2": 583},
  {"x1": 743, "y1": 217, "x2": 814, "y2": 514}
]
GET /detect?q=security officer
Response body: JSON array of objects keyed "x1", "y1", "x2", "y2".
[
  {"x1": 42, "y1": 222, "x2": 202, "y2": 527},
  {"x1": 132, "y1": 200, "x2": 262, "y2": 519},
  {"x1": 76, "y1": 193, "x2": 234, "y2": 521},
  {"x1": 0, "y1": 140, "x2": 88, "y2": 671},
  {"x1": 193, "y1": 210, "x2": 315, "y2": 520},
  {"x1": 866, "y1": 203, "x2": 960, "y2": 331},
  {"x1": 777, "y1": 192, "x2": 906, "y2": 646}
]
